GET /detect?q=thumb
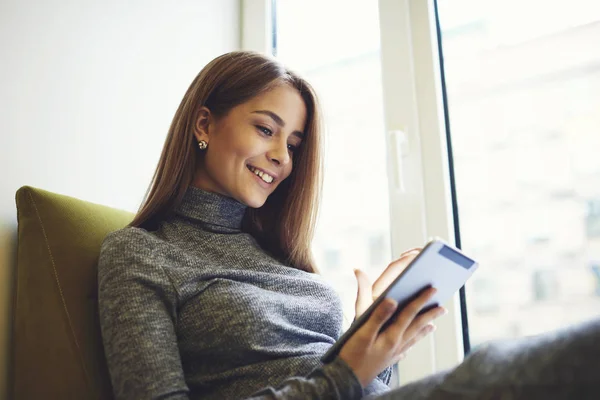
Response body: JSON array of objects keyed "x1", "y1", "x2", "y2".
[{"x1": 354, "y1": 269, "x2": 373, "y2": 318}]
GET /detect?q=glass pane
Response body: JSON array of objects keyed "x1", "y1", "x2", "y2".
[
  {"x1": 438, "y1": 0, "x2": 600, "y2": 345},
  {"x1": 275, "y1": 0, "x2": 391, "y2": 324}
]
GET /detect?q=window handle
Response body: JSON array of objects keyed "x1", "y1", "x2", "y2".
[{"x1": 389, "y1": 129, "x2": 410, "y2": 192}]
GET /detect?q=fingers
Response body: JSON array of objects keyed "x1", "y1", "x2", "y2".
[
  {"x1": 399, "y1": 247, "x2": 422, "y2": 258},
  {"x1": 403, "y1": 306, "x2": 447, "y2": 339},
  {"x1": 372, "y1": 249, "x2": 421, "y2": 295},
  {"x1": 361, "y1": 298, "x2": 398, "y2": 339},
  {"x1": 400, "y1": 323, "x2": 436, "y2": 353},
  {"x1": 394, "y1": 323, "x2": 436, "y2": 362},
  {"x1": 354, "y1": 269, "x2": 373, "y2": 318},
  {"x1": 383, "y1": 287, "x2": 437, "y2": 339}
]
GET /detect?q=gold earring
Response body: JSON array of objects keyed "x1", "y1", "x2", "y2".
[{"x1": 198, "y1": 140, "x2": 208, "y2": 150}]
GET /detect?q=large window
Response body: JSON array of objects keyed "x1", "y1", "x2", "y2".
[
  {"x1": 437, "y1": 0, "x2": 600, "y2": 346},
  {"x1": 245, "y1": 0, "x2": 600, "y2": 384}
]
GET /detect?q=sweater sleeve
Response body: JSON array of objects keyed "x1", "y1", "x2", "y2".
[
  {"x1": 98, "y1": 229, "x2": 190, "y2": 400},
  {"x1": 244, "y1": 357, "x2": 364, "y2": 400},
  {"x1": 98, "y1": 228, "x2": 365, "y2": 400}
]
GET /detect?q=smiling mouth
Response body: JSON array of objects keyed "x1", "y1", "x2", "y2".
[{"x1": 247, "y1": 165, "x2": 275, "y2": 184}]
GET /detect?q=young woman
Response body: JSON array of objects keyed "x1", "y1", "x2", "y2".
[
  {"x1": 98, "y1": 50, "x2": 444, "y2": 400},
  {"x1": 98, "y1": 51, "x2": 600, "y2": 400}
]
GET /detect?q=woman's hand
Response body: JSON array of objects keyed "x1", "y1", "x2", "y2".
[
  {"x1": 354, "y1": 248, "x2": 422, "y2": 318},
  {"x1": 339, "y1": 288, "x2": 446, "y2": 387}
]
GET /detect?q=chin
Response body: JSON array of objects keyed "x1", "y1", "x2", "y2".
[{"x1": 238, "y1": 192, "x2": 269, "y2": 209}]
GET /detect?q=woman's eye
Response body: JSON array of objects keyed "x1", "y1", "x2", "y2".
[
  {"x1": 287, "y1": 144, "x2": 299, "y2": 153},
  {"x1": 257, "y1": 126, "x2": 273, "y2": 136}
]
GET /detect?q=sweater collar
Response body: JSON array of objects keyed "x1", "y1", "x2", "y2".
[{"x1": 174, "y1": 186, "x2": 247, "y2": 232}]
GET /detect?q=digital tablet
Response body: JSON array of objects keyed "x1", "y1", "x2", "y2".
[{"x1": 321, "y1": 238, "x2": 479, "y2": 364}]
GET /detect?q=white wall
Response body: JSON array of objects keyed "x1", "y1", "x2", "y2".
[{"x1": 0, "y1": 0, "x2": 240, "y2": 396}]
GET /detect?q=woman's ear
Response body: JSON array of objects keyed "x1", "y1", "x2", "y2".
[{"x1": 193, "y1": 106, "x2": 212, "y2": 143}]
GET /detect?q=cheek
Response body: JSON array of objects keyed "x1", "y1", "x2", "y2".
[
  {"x1": 231, "y1": 133, "x2": 262, "y2": 159},
  {"x1": 282, "y1": 162, "x2": 294, "y2": 181},
  {"x1": 212, "y1": 136, "x2": 254, "y2": 166}
]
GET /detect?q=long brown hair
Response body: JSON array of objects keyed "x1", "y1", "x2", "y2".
[{"x1": 129, "y1": 51, "x2": 323, "y2": 273}]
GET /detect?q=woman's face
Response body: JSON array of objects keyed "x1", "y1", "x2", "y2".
[{"x1": 193, "y1": 84, "x2": 307, "y2": 208}]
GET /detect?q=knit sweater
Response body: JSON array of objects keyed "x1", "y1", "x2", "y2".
[{"x1": 98, "y1": 186, "x2": 391, "y2": 400}]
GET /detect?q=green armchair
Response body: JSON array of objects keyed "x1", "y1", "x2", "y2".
[{"x1": 12, "y1": 186, "x2": 133, "y2": 399}]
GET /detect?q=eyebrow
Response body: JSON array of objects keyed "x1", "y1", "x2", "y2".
[{"x1": 251, "y1": 110, "x2": 305, "y2": 139}]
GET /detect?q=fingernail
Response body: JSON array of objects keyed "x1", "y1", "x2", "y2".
[
  {"x1": 383, "y1": 299, "x2": 397, "y2": 313},
  {"x1": 428, "y1": 324, "x2": 437, "y2": 333}
]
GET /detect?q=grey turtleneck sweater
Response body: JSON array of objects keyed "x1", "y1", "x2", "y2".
[{"x1": 98, "y1": 187, "x2": 391, "y2": 400}]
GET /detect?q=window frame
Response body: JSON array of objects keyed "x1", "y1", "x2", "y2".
[
  {"x1": 378, "y1": 0, "x2": 465, "y2": 383},
  {"x1": 240, "y1": 0, "x2": 274, "y2": 53}
]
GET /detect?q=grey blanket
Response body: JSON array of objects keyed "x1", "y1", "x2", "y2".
[{"x1": 374, "y1": 317, "x2": 600, "y2": 399}]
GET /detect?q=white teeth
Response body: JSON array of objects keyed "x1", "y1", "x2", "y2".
[{"x1": 249, "y1": 166, "x2": 274, "y2": 184}]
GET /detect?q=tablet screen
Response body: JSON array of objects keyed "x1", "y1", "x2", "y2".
[{"x1": 438, "y1": 244, "x2": 475, "y2": 270}]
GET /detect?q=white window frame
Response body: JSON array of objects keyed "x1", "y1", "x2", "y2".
[
  {"x1": 241, "y1": 0, "x2": 464, "y2": 385},
  {"x1": 241, "y1": 0, "x2": 273, "y2": 53},
  {"x1": 378, "y1": 0, "x2": 464, "y2": 384}
]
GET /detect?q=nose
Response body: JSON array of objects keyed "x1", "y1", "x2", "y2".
[{"x1": 266, "y1": 138, "x2": 291, "y2": 166}]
